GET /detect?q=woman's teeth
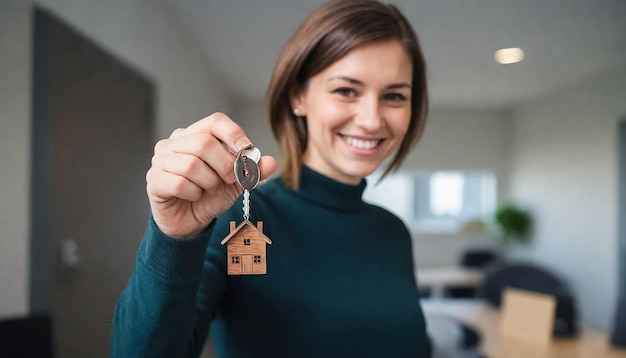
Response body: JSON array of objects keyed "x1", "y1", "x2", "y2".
[{"x1": 343, "y1": 136, "x2": 380, "y2": 150}]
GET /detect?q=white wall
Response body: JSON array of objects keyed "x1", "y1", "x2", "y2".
[
  {"x1": 509, "y1": 62, "x2": 626, "y2": 332},
  {"x1": 404, "y1": 107, "x2": 511, "y2": 195},
  {"x1": 0, "y1": 0, "x2": 233, "y2": 319}
]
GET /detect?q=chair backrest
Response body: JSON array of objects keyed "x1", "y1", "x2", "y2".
[
  {"x1": 460, "y1": 249, "x2": 498, "y2": 268},
  {"x1": 476, "y1": 262, "x2": 578, "y2": 336}
]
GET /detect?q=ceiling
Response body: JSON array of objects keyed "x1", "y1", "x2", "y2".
[{"x1": 167, "y1": 0, "x2": 626, "y2": 110}]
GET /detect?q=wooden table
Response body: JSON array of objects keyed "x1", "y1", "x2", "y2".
[
  {"x1": 417, "y1": 267, "x2": 484, "y2": 298},
  {"x1": 422, "y1": 299, "x2": 626, "y2": 358}
]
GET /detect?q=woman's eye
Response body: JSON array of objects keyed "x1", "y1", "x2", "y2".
[
  {"x1": 384, "y1": 93, "x2": 407, "y2": 102},
  {"x1": 335, "y1": 88, "x2": 355, "y2": 97}
]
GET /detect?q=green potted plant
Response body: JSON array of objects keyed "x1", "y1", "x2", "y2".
[{"x1": 493, "y1": 203, "x2": 532, "y2": 246}]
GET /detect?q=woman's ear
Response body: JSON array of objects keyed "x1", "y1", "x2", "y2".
[{"x1": 289, "y1": 88, "x2": 306, "y2": 117}]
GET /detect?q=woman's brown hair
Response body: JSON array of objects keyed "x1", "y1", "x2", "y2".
[{"x1": 266, "y1": 0, "x2": 428, "y2": 189}]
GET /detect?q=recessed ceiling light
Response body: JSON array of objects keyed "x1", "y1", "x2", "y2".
[{"x1": 495, "y1": 47, "x2": 525, "y2": 65}]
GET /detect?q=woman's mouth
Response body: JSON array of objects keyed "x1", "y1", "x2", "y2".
[{"x1": 340, "y1": 135, "x2": 383, "y2": 150}]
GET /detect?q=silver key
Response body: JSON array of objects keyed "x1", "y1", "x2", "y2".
[{"x1": 234, "y1": 145, "x2": 261, "y2": 221}]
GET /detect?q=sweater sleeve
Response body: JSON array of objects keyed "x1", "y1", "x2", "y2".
[{"x1": 110, "y1": 217, "x2": 225, "y2": 358}]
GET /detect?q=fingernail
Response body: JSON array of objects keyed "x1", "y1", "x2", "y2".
[{"x1": 235, "y1": 137, "x2": 252, "y2": 150}]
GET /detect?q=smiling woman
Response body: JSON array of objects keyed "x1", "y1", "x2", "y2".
[
  {"x1": 290, "y1": 40, "x2": 414, "y2": 185},
  {"x1": 111, "y1": 1, "x2": 433, "y2": 357},
  {"x1": 267, "y1": 0, "x2": 428, "y2": 189}
]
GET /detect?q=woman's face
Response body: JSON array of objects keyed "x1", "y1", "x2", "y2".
[{"x1": 292, "y1": 40, "x2": 413, "y2": 185}]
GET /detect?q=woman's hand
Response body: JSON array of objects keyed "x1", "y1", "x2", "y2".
[{"x1": 146, "y1": 113, "x2": 277, "y2": 238}]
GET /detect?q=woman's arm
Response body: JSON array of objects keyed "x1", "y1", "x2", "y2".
[{"x1": 110, "y1": 218, "x2": 223, "y2": 357}]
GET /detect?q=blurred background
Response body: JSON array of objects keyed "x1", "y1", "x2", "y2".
[{"x1": 1, "y1": 0, "x2": 625, "y2": 356}]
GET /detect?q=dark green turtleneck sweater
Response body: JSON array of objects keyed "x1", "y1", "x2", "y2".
[{"x1": 111, "y1": 167, "x2": 432, "y2": 357}]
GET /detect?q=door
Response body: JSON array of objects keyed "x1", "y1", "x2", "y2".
[
  {"x1": 31, "y1": 8, "x2": 155, "y2": 357},
  {"x1": 242, "y1": 255, "x2": 253, "y2": 274}
]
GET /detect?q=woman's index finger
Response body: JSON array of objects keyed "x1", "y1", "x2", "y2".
[{"x1": 186, "y1": 112, "x2": 252, "y2": 153}]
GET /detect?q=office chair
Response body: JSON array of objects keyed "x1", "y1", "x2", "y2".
[
  {"x1": 475, "y1": 262, "x2": 578, "y2": 336},
  {"x1": 461, "y1": 249, "x2": 499, "y2": 268},
  {"x1": 445, "y1": 248, "x2": 499, "y2": 299}
]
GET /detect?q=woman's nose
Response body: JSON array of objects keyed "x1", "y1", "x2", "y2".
[{"x1": 354, "y1": 97, "x2": 384, "y2": 132}]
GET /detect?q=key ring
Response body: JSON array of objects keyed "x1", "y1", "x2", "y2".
[{"x1": 235, "y1": 143, "x2": 254, "y2": 160}]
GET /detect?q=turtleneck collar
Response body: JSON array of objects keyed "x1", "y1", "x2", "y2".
[{"x1": 282, "y1": 166, "x2": 367, "y2": 212}]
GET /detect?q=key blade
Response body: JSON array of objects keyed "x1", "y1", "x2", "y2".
[{"x1": 242, "y1": 189, "x2": 250, "y2": 221}]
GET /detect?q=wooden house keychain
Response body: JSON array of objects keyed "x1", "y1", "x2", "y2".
[{"x1": 221, "y1": 144, "x2": 272, "y2": 275}]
